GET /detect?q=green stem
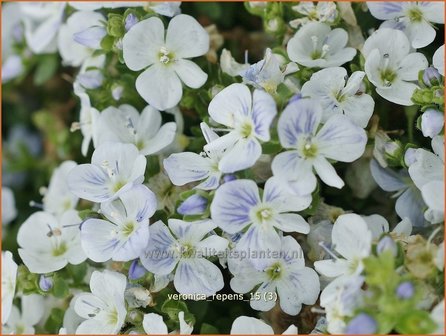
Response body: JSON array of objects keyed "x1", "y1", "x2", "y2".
[{"x1": 405, "y1": 106, "x2": 419, "y2": 143}]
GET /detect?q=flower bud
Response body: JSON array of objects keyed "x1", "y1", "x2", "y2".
[
  {"x1": 177, "y1": 194, "x2": 208, "y2": 216},
  {"x1": 111, "y1": 84, "x2": 124, "y2": 101},
  {"x1": 125, "y1": 13, "x2": 139, "y2": 31},
  {"x1": 77, "y1": 70, "x2": 104, "y2": 90},
  {"x1": 422, "y1": 67, "x2": 442, "y2": 87},
  {"x1": 396, "y1": 281, "x2": 415, "y2": 299},
  {"x1": 421, "y1": 109, "x2": 444, "y2": 138},
  {"x1": 39, "y1": 275, "x2": 53, "y2": 292},
  {"x1": 377, "y1": 235, "x2": 397, "y2": 257},
  {"x1": 73, "y1": 26, "x2": 106, "y2": 49},
  {"x1": 128, "y1": 259, "x2": 146, "y2": 280},
  {"x1": 345, "y1": 313, "x2": 377, "y2": 334}
]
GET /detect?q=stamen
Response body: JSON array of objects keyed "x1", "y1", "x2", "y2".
[
  {"x1": 126, "y1": 117, "x2": 137, "y2": 136},
  {"x1": 320, "y1": 44, "x2": 330, "y2": 58},
  {"x1": 319, "y1": 241, "x2": 339, "y2": 260},
  {"x1": 311, "y1": 35, "x2": 319, "y2": 51},
  {"x1": 311, "y1": 307, "x2": 326, "y2": 314},
  {"x1": 29, "y1": 200, "x2": 44, "y2": 209},
  {"x1": 101, "y1": 161, "x2": 115, "y2": 178}
]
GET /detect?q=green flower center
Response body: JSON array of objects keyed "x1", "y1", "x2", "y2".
[
  {"x1": 113, "y1": 180, "x2": 126, "y2": 193},
  {"x1": 122, "y1": 221, "x2": 136, "y2": 237},
  {"x1": 302, "y1": 140, "x2": 318, "y2": 158},
  {"x1": 159, "y1": 47, "x2": 175, "y2": 65},
  {"x1": 407, "y1": 7, "x2": 424, "y2": 22},
  {"x1": 266, "y1": 262, "x2": 283, "y2": 280},
  {"x1": 240, "y1": 122, "x2": 253, "y2": 138},
  {"x1": 180, "y1": 243, "x2": 195, "y2": 258},
  {"x1": 255, "y1": 207, "x2": 274, "y2": 222},
  {"x1": 380, "y1": 68, "x2": 397, "y2": 87},
  {"x1": 52, "y1": 242, "x2": 67, "y2": 257}
]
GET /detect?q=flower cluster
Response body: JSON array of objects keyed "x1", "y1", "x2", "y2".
[{"x1": 2, "y1": 1, "x2": 444, "y2": 335}]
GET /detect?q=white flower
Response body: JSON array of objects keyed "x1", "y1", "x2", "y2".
[
  {"x1": 408, "y1": 136, "x2": 444, "y2": 224},
  {"x1": 362, "y1": 28, "x2": 428, "y2": 106},
  {"x1": 314, "y1": 214, "x2": 372, "y2": 294},
  {"x1": 81, "y1": 185, "x2": 156, "y2": 262},
  {"x1": 287, "y1": 22, "x2": 356, "y2": 68},
  {"x1": 272, "y1": 97, "x2": 367, "y2": 194},
  {"x1": 67, "y1": 143, "x2": 146, "y2": 203},
  {"x1": 74, "y1": 270, "x2": 127, "y2": 334},
  {"x1": 204, "y1": 83, "x2": 277, "y2": 173},
  {"x1": 362, "y1": 214, "x2": 412, "y2": 240},
  {"x1": 17, "y1": 210, "x2": 86, "y2": 273},
  {"x1": 141, "y1": 219, "x2": 228, "y2": 296},
  {"x1": 2, "y1": 294, "x2": 44, "y2": 334},
  {"x1": 1, "y1": 251, "x2": 18, "y2": 323},
  {"x1": 240, "y1": 48, "x2": 299, "y2": 94},
  {"x1": 230, "y1": 316, "x2": 297, "y2": 335},
  {"x1": 123, "y1": 14, "x2": 209, "y2": 110},
  {"x1": 146, "y1": 2, "x2": 182, "y2": 17},
  {"x1": 321, "y1": 275, "x2": 364, "y2": 334},
  {"x1": 301, "y1": 67, "x2": 374, "y2": 128},
  {"x1": 301, "y1": 67, "x2": 374, "y2": 127},
  {"x1": 431, "y1": 300, "x2": 445, "y2": 334},
  {"x1": 370, "y1": 159, "x2": 426, "y2": 227},
  {"x1": 433, "y1": 44, "x2": 445, "y2": 76},
  {"x1": 211, "y1": 178, "x2": 311, "y2": 268},
  {"x1": 58, "y1": 11, "x2": 105, "y2": 67},
  {"x1": 62, "y1": 295, "x2": 85, "y2": 334},
  {"x1": 164, "y1": 122, "x2": 225, "y2": 190},
  {"x1": 421, "y1": 109, "x2": 444, "y2": 138},
  {"x1": 290, "y1": 2, "x2": 338, "y2": 28},
  {"x1": 2, "y1": 3, "x2": 24, "y2": 83},
  {"x1": 69, "y1": 2, "x2": 145, "y2": 10},
  {"x1": 20, "y1": 2, "x2": 66, "y2": 54},
  {"x1": 42, "y1": 161, "x2": 79, "y2": 217},
  {"x1": 229, "y1": 236, "x2": 320, "y2": 315},
  {"x1": 73, "y1": 82, "x2": 101, "y2": 156},
  {"x1": 142, "y1": 311, "x2": 193, "y2": 334},
  {"x1": 94, "y1": 105, "x2": 176, "y2": 156},
  {"x1": 2, "y1": 187, "x2": 17, "y2": 225},
  {"x1": 367, "y1": 2, "x2": 444, "y2": 48}
]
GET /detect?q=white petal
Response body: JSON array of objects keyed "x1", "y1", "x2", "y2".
[
  {"x1": 136, "y1": 64, "x2": 182, "y2": 111},
  {"x1": 168, "y1": 218, "x2": 215, "y2": 243},
  {"x1": 218, "y1": 138, "x2": 262, "y2": 173},
  {"x1": 174, "y1": 259, "x2": 224, "y2": 296},
  {"x1": 263, "y1": 176, "x2": 312, "y2": 212},
  {"x1": 89, "y1": 270, "x2": 127, "y2": 302},
  {"x1": 174, "y1": 59, "x2": 207, "y2": 88},
  {"x1": 422, "y1": 181, "x2": 444, "y2": 213},
  {"x1": 163, "y1": 152, "x2": 212, "y2": 186},
  {"x1": 250, "y1": 282, "x2": 276, "y2": 312},
  {"x1": 274, "y1": 214, "x2": 310, "y2": 234},
  {"x1": 395, "y1": 188, "x2": 426, "y2": 227},
  {"x1": 362, "y1": 214, "x2": 389, "y2": 239},
  {"x1": 196, "y1": 235, "x2": 229, "y2": 256},
  {"x1": 405, "y1": 20, "x2": 436, "y2": 49},
  {"x1": 230, "y1": 317, "x2": 274, "y2": 335},
  {"x1": 208, "y1": 83, "x2": 252, "y2": 128},
  {"x1": 123, "y1": 16, "x2": 165, "y2": 71},
  {"x1": 316, "y1": 115, "x2": 367, "y2": 162},
  {"x1": 81, "y1": 218, "x2": 120, "y2": 262},
  {"x1": 67, "y1": 164, "x2": 111, "y2": 202},
  {"x1": 332, "y1": 213, "x2": 372, "y2": 260},
  {"x1": 376, "y1": 80, "x2": 419, "y2": 106},
  {"x1": 313, "y1": 156, "x2": 345, "y2": 189},
  {"x1": 367, "y1": 2, "x2": 404, "y2": 20},
  {"x1": 143, "y1": 313, "x2": 168, "y2": 334},
  {"x1": 314, "y1": 259, "x2": 349, "y2": 278},
  {"x1": 393, "y1": 217, "x2": 412, "y2": 237},
  {"x1": 369, "y1": 159, "x2": 406, "y2": 192},
  {"x1": 433, "y1": 45, "x2": 444, "y2": 76},
  {"x1": 251, "y1": 89, "x2": 277, "y2": 141},
  {"x1": 140, "y1": 221, "x2": 178, "y2": 275},
  {"x1": 342, "y1": 94, "x2": 374, "y2": 128},
  {"x1": 211, "y1": 179, "x2": 259, "y2": 233},
  {"x1": 166, "y1": 14, "x2": 209, "y2": 59},
  {"x1": 277, "y1": 98, "x2": 322, "y2": 148},
  {"x1": 398, "y1": 53, "x2": 428, "y2": 81}
]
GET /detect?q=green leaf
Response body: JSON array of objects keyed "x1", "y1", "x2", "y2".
[
  {"x1": 66, "y1": 263, "x2": 88, "y2": 284},
  {"x1": 200, "y1": 323, "x2": 220, "y2": 334},
  {"x1": 44, "y1": 308, "x2": 64, "y2": 334},
  {"x1": 395, "y1": 310, "x2": 436, "y2": 334},
  {"x1": 52, "y1": 277, "x2": 69, "y2": 298},
  {"x1": 34, "y1": 54, "x2": 58, "y2": 86},
  {"x1": 161, "y1": 299, "x2": 189, "y2": 320}
]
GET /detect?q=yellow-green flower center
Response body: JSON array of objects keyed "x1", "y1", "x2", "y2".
[
  {"x1": 302, "y1": 140, "x2": 318, "y2": 158},
  {"x1": 122, "y1": 221, "x2": 136, "y2": 237},
  {"x1": 407, "y1": 7, "x2": 423, "y2": 22},
  {"x1": 266, "y1": 262, "x2": 283, "y2": 280},
  {"x1": 52, "y1": 242, "x2": 67, "y2": 257},
  {"x1": 159, "y1": 47, "x2": 175, "y2": 65},
  {"x1": 380, "y1": 68, "x2": 397, "y2": 87},
  {"x1": 240, "y1": 122, "x2": 253, "y2": 138}
]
